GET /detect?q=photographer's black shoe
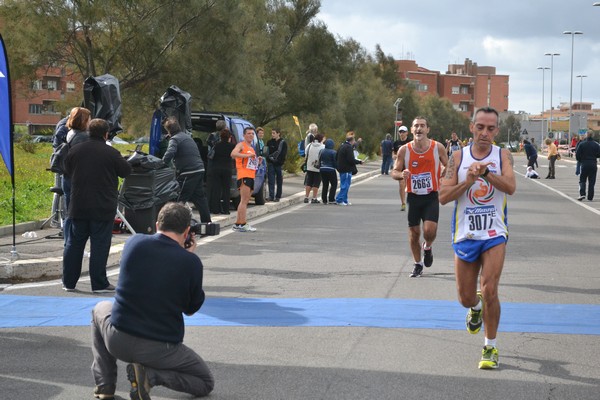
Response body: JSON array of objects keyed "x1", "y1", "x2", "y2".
[{"x1": 127, "y1": 363, "x2": 152, "y2": 400}]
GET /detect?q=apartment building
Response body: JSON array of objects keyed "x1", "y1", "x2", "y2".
[
  {"x1": 534, "y1": 102, "x2": 600, "y2": 134},
  {"x1": 11, "y1": 66, "x2": 81, "y2": 134},
  {"x1": 396, "y1": 58, "x2": 509, "y2": 118}
]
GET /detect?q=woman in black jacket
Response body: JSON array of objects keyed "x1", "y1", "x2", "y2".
[{"x1": 207, "y1": 129, "x2": 235, "y2": 214}]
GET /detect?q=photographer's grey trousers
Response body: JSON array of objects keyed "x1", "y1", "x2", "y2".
[{"x1": 91, "y1": 301, "x2": 214, "y2": 397}]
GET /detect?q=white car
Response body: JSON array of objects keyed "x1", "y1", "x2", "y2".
[{"x1": 110, "y1": 136, "x2": 129, "y2": 144}]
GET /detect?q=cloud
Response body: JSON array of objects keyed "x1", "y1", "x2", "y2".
[{"x1": 317, "y1": 0, "x2": 600, "y2": 113}]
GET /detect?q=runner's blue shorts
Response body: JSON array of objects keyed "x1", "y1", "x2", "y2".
[{"x1": 452, "y1": 236, "x2": 507, "y2": 263}]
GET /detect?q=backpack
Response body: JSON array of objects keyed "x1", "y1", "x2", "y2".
[
  {"x1": 297, "y1": 140, "x2": 306, "y2": 157},
  {"x1": 49, "y1": 141, "x2": 70, "y2": 174}
]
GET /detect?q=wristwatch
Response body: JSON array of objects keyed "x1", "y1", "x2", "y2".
[{"x1": 482, "y1": 167, "x2": 490, "y2": 177}]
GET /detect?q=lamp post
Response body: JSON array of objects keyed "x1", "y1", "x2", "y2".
[
  {"x1": 538, "y1": 67, "x2": 550, "y2": 147},
  {"x1": 563, "y1": 30, "x2": 583, "y2": 143},
  {"x1": 576, "y1": 74, "x2": 587, "y2": 103},
  {"x1": 544, "y1": 53, "x2": 560, "y2": 134},
  {"x1": 393, "y1": 97, "x2": 402, "y2": 141}
]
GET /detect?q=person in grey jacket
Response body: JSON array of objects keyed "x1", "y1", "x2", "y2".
[
  {"x1": 319, "y1": 138, "x2": 338, "y2": 204},
  {"x1": 304, "y1": 133, "x2": 325, "y2": 203},
  {"x1": 162, "y1": 117, "x2": 212, "y2": 223}
]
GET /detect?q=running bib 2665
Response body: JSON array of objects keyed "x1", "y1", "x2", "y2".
[{"x1": 411, "y1": 172, "x2": 433, "y2": 195}]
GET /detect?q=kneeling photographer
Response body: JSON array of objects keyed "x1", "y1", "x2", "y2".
[{"x1": 91, "y1": 202, "x2": 214, "y2": 399}]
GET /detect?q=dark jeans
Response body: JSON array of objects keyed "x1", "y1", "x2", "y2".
[
  {"x1": 91, "y1": 301, "x2": 214, "y2": 397},
  {"x1": 207, "y1": 167, "x2": 231, "y2": 213},
  {"x1": 267, "y1": 163, "x2": 283, "y2": 200},
  {"x1": 62, "y1": 176, "x2": 72, "y2": 244},
  {"x1": 381, "y1": 154, "x2": 393, "y2": 174},
  {"x1": 178, "y1": 171, "x2": 211, "y2": 222},
  {"x1": 320, "y1": 169, "x2": 337, "y2": 203},
  {"x1": 527, "y1": 155, "x2": 537, "y2": 170},
  {"x1": 579, "y1": 162, "x2": 597, "y2": 200},
  {"x1": 62, "y1": 218, "x2": 113, "y2": 290}
]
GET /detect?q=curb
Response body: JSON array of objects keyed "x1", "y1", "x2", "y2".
[{"x1": 1, "y1": 168, "x2": 381, "y2": 282}]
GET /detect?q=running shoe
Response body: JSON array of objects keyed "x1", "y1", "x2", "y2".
[
  {"x1": 466, "y1": 291, "x2": 483, "y2": 334},
  {"x1": 311, "y1": 198, "x2": 321, "y2": 204},
  {"x1": 423, "y1": 243, "x2": 433, "y2": 268},
  {"x1": 237, "y1": 224, "x2": 256, "y2": 232},
  {"x1": 409, "y1": 263, "x2": 423, "y2": 278},
  {"x1": 478, "y1": 346, "x2": 499, "y2": 369},
  {"x1": 401, "y1": 203, "x2": 406, "y2": 211}
]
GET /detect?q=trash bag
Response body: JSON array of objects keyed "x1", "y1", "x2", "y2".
[
  {"x1": 159, "y1": 85, "x2": 192, "y2": 135},
  {"x1": 83, "y1": 74, "x2": 122, "y2": 138},
  {"x1": 126, "y1": 151, "x2": 166, "y2": 171},
  {"x1": 119, "y1": 167, "x2": 180, "y2": 211}
]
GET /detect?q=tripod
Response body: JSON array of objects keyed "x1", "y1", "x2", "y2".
[{"x1": 41, "y1": 173, "x2": 65, "y2": 234}]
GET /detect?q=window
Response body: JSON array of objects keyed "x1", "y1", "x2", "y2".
[
  {"x1": 417, "y1": 83, "x2": 428, "y2": 92},
  {"x1": 47, "y1": 80, "x2": 58, "y2": 91},
  {"x1": 31, "y1": 80, "x2": 42, "y2": 90},
  {"x1": 29, "y1": 104, "x2": 43, "y2": 114},
  {"x1": 451, "y1": 86, "x2": 460, "y2": 95},
  {"x1": 66, "y1": 82, "x2": 75, "y2": 92},
  {"x1": 43, "y1": 100, "x2": 57, "y2": 114},
  {"x1": 460, "y1": 86, "x2": 469, "y2": 94}
]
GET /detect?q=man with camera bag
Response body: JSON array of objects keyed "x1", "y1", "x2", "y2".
[{"x1": 90, "y1": 202, "x2": 214, "y2": 400}]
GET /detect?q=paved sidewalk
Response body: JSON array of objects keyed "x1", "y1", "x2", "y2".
[{"x1": 0, "y1": 161, "x2": 382, "y2": 282}]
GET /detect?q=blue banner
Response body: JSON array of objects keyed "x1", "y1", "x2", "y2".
[{"x1": 0, "y1": 34, "x2": 13, "y2": 177}]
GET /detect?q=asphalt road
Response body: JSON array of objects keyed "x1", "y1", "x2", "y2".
[{"x1": 1, "y1": 156, "x2": 599, "y2": 400}]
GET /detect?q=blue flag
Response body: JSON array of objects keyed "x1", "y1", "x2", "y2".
[{"x1": 0, "y1": 34, "x2": 13, "y2": 177}]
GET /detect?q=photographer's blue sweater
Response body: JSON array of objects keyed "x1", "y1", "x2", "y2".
[{"x1": 111, "y1": 233, "x2": 205, "y2": 343}]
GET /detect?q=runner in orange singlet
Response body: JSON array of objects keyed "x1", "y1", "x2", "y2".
[
  {"x1": 231, "y1": 127, "x2": 261, "y2": 232},
  {"x1": 391, "y1": 116, "x2": 448, "y2": 277}
]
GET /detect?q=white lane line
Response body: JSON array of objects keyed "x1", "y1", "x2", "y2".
[{"x1": 516, "y1": 170, "x2": 600, "y2": 216}]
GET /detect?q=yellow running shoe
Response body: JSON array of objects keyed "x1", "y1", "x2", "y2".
[
  {"x1": 479, "y1": 345, "x2": 499, "y2": 369},
  {"x1": 466, "y1": 291, "x2": 483, "y2": 334}
]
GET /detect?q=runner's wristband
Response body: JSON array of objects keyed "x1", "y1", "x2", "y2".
[{"x1": 482, "y1": 167, "x2": 490, "y2": 177}]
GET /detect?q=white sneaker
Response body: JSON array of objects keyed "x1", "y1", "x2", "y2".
[{"x1": 236, "y1": 224, "x2": 256, "y2": 232}]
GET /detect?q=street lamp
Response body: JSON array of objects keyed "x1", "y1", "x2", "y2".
[
  {"x1": 563, "y1": 30, "x2": 583, "y2": 142},
  {"x1": 544, "y1": 52, "x2": 560, "y2": 133},
  {"x1": 538, "y1": 67, "x2": 550, "y2": 147},
  {"x1": 393, "y1": 97, "x2": 402, "y2": 141},
  {"x1": 576, "y1": 74, "x2": 587, "y2": 103}
]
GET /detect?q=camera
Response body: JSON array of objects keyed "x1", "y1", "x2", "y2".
[{"x1": 184, "y1": 219, "x2": 220, "y2": 248}]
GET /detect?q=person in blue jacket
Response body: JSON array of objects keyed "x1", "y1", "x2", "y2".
[{"x1": 319, "y1": 138, "x2": 338, "y2": 204}]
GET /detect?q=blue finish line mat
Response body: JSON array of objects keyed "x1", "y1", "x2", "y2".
[{"x1": 1, "y1": 295, "x2": 599, "y2": 335}]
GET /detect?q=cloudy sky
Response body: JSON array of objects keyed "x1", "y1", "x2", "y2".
[{"x1": 318, "y1": 0, "x2": 600, "y2": 115}]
